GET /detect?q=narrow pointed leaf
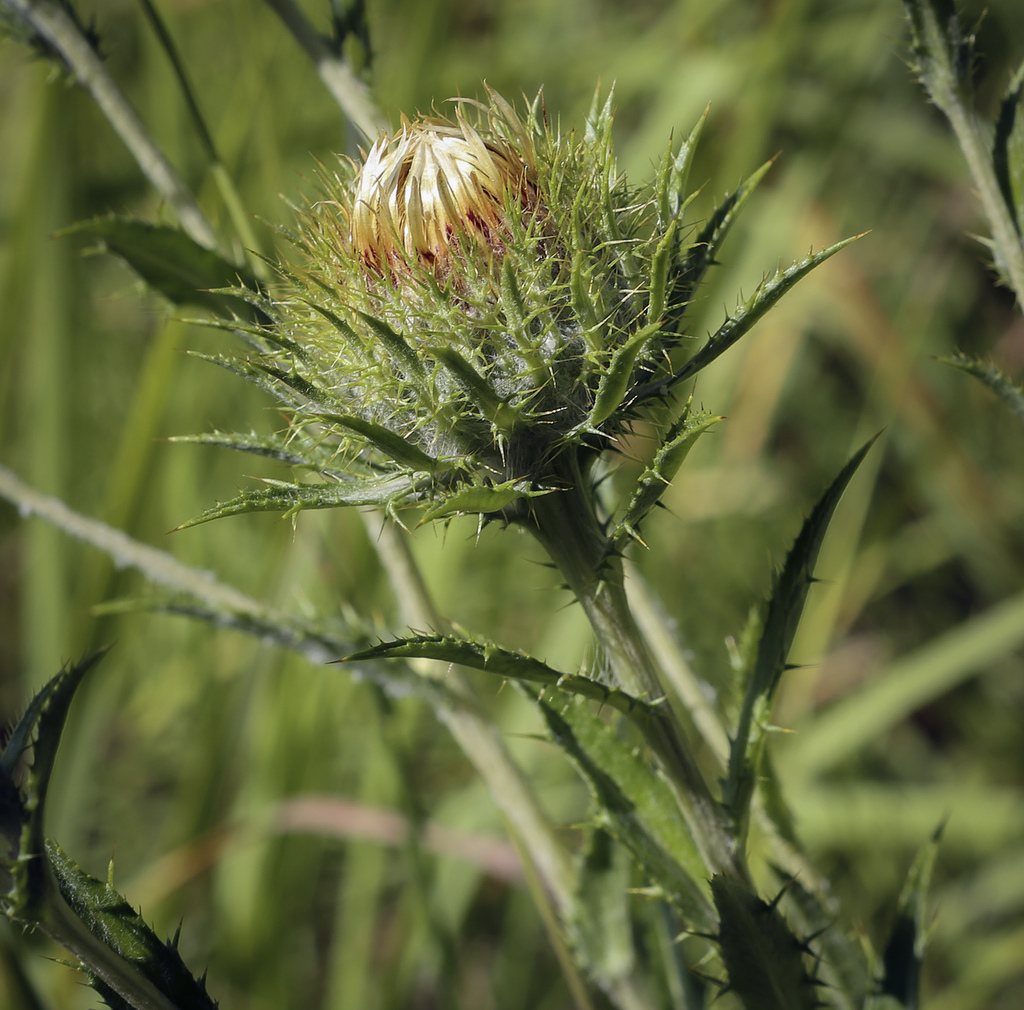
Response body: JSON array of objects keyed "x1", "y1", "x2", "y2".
[
  {"x1": 903, "y1": 0, "x2": 974, "y2": 108},
  {"x1": 47, "y1": 842, "x2": 218, "y2": 1010},
  {"x1": 942, "y1": 352, "x2": 1024, "y2": 424},
  {"x1": 568, "y1": 828, "x2": 635, "y2": 985},
  {"x1": 614, "y1": 408, "x2": 719, "y2": 547},
  {"x1": 303, "y1": 299, "x2": 369, "y2": 359},
  {"x1": 23, "y1": 652, "x2": 109, "y2": 868},
  {"x1": 187, "y1": 351, "x2": 297, "y2": 402},
  {"x1": 723, "y1": 437, "x2": 876, "y2": 825},
  {"x1": 174, "y1": 474, "x2": 417, "y2": 528},
  {"x1": 590, "y1": 322, "x2": 662, "y2": 426},
  {"x1": 0, "y1": 652, "x2": 108, "y2": 920},
  {"x1": 647, "y1": 219, "x2": 678, "y2": 325},
  {"x1": 669, "y1": 158, "x2": 775, "y2": 312},
  {"x1": 356, "y1": 310, "x2": 427, "y2": 384},
  {"x1": 253, "y1": 362, "x2": 344, "y2": 413},
  {"x1": 663, "y1": 235, "x2": 863, "y2": 396},
  {"x1": 781, "y1": 873, "x2": 871, "y2": 1010},
  {"x1": 167, "y1": 429, "x2": 345, "y2": 470},
  {"x1": 430, "y1": 345, "x2": 519, "y2": 428},
  {"x1": 664, "y1": 107, "x2": 708, "y2": 223},
  {"x1": 418, "y1": 478, "x2": 548, "y2": 522},
  {"x1": 879, "y1": 825, "x2": 943, "y2": 1010},
  {"x1": 311, "y1": 413, "x2": 442, "y2": 471},
  {"x1": 343, "y1": 633, "x2": 660, "y2": 723},
  {"x1": 993, "y1": 62, "x2": 1024, "y2": 238}
]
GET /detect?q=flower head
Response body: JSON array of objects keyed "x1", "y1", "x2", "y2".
[
  {"x1": 350, "y1": 99, "x2": 536, "y2": 280},
  {"x1": 188, "y1": 88, "x2": 846, "y2": 542}
]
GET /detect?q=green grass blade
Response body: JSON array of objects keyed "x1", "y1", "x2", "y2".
[{"x1": 780, "y1": 586, "x2": 1024, "y2": 781}]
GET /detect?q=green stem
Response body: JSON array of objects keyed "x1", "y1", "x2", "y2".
[
  {"x1": 135, "y1": 0, "x2": 268, "y2": 278},
  {"x1": 910, "y1": 1, "x2": 1024, "y2": 308},
  {"x1": 526, "y1": 464, "x2": 745, "y2": 880},
  {"x1": 262, "y1": 0, "x2": 387, "y2": 141},
  {"x1": 3, "y1": 0, "x2": 219, "y2": 254},
  {"x1": 943, "y1": 99, "x2": 1024, "y2": 309}
]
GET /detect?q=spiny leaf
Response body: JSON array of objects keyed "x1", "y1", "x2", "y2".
[
  {"x1": 723, "y1": 437, "x2": 876, "y2": 827},
  {"x1": 302, "y1": 298, "x2": 369, "y2": 359},
  {"x1": 174, "y1": 474, "x2": 418, "y2": 529},
  {"x1": 57, "y1": 216, "x2": 265, "y2": 320},
  {"x1": 1, "y1": 651, "x2": 106, "y2": 923},
  {"x1": 538, "y1": 697, "x2": 714, "y2": 931},
  {"x1": 879, "y1": 825, "x2": 943, "y2": 1010},
  {"x1": 356, "y1": 310, "x2": 428, "y2": 385},
  {"x1": 654, "y1": 107, "x2": 707, "y2": 228},
  {"x1": 902, "y1": 0, "x2": 974, "y2": 110},
  {"x1": 418, "y1": 478, "x2": 549, "y2": 522},
  {"x1": 429, "y1": 345, "x2": 520, "y2": 428},
  {"x1": 342, "y1": 633, "x2": 659, "y2": 723},
  {"x1": 942, "y1": 352, "x2": 1024, "y2": 424},
  {"x1": 712, "y1": 875, "x2": 819, "y2": 1010},
  {"x1": 92, "y1": 594, "x2": 459, "y2": 712},
  {"x1": 21, "y1": 652, "x2": 110, "y2": 878},
  {"x1": 780, "y1": 873, "x2": 871, "y2": 1010},
  {"x1": 252, "y1": 362, "x2": 345, "y2": 413},
  {"x1": 613, "y1": 407, "x2": 719, "y2": 548},
  {"x1": 669, "y1": 158, "x2": 775, "y2": 315},
  {"x1": 167, "y1": 430, "x2": 344, "y2": 470},
  {"x1": 652, "y1": 235, "x2": 864, "y2": 399},
  {"x1": 47, "y1": 842, "x2": 218, "y2": 1010},
  {"x1": 647, "y1": 219, "x2": 678, "y2": 326},
  {"x1": 186, "y1": 351, "x2": 300, "y2": 403},
  {"x1": 589, "y1": 322, "x2": 663, "y2": 426}
]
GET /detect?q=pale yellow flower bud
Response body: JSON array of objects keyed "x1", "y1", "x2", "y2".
[{"x1": 350, "y1": 105, "x2": 535, "y2": 278}]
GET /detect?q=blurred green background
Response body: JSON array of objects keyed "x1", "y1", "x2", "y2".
[{"x1": 2, "y1": 1, "x2": 1024, "y2": 1007}]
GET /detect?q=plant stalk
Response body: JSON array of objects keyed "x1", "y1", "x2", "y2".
[
  {"x1": 262, "y1": 0, "x2": 387, "y2": 142},
  {"x1": 526, "y1": 466, "x2": 745, "y2": 880},
  {"x1": 3, "y1": 0, "x2": 219, "y2": 254},
  {"x1": 909, "y1": 0, "x2": 1024, "y2": 308}
]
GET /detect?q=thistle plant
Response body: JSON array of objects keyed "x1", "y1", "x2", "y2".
[
  {"x1": 178, "y1": 86, "x2": 857, "y2": 883},
  {"x1": 6, "y1": 1, "x2": 1015, "y2": 1008}
]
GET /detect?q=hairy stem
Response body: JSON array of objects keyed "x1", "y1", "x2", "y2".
[
  {"x1": 262, "y1": 0, "x2": 387, "y2": 141},
  {"x1": 3, "y1": 0, "x2": 219, "y2": 253},
  {"x1": 526, "y1": 466, "x2": 745, "y2": 880},
  {"x1": 908, "y1": 0, "x2": 1024, "y2": 307}
]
